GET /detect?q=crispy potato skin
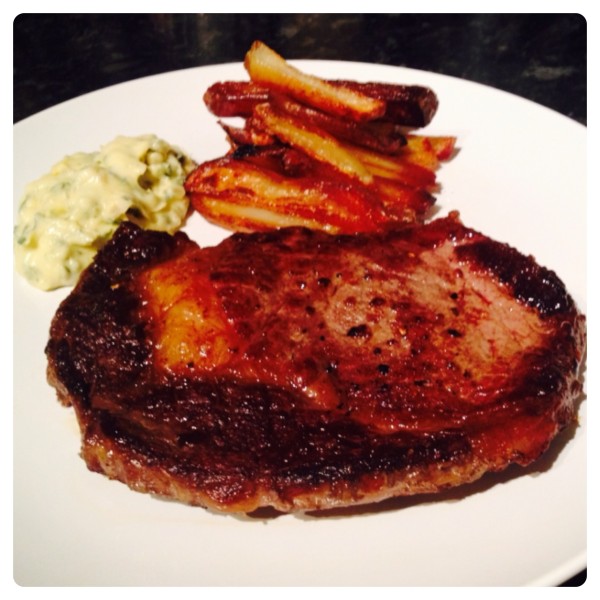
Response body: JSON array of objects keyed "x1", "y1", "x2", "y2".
[
  {"x1": 190, "y1": 42, "x2": 455, "y2": 235},
  {"x1": 203, "y1": 80, "x2": 439, "y2": 128},
  {"x1": 244, "y1": 41, "x2": 386, "y2": 122}
]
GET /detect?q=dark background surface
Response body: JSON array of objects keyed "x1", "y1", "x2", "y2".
[
  {"x1": 14, "y1": 13, "x2": 586, "y2": 125},
  {"x1": 12, "y1": 13, "x2": 587, "y2": 587}
]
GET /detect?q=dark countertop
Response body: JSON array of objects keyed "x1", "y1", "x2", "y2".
[
  {"x1": 14, "y1": 13, "x2": 586, "y2": 125},
  {"x1": 12, "y1": 13, "x2": 587, "y2": 587}
]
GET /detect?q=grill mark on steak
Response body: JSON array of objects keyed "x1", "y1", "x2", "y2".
[{"x1": 46, "y1": 215, "x2": 586, "y2": 513}]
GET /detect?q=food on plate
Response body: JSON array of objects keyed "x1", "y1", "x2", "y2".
[
  {"x1": 185, "y1": 150, "x2": 436, "y2": 234},
  {"x1": 244, "y1": 40, "x2": 386, "y2": 122},
  {"x1": 203, "y1": 79, "x2": 439, "y2": 128},
  {"x1": 14, "y1": 134, "x2": 196, "y2": 290},
  {"x1": 45, "y1": 215, "x2": 586, "y2": 513},
  {"x1": 186, "y1": 41, "x2": 455, "y2": 234},
  {"x1": 251, "y1": 102, "x2": 374, "y2": 184}
]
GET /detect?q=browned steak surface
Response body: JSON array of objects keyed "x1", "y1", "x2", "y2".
[{"x1": 46, "y1": 215, "x2": 586, "y2": 513}]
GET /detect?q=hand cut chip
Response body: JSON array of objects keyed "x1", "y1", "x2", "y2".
[
  {"x1": 187, "y1": 41, "x2": 456, "y2": 234},
  {"x1": 252, "y1": 103, "x2": 374, "y2": 184},
  {"x1": 244, "y1": 41, "x2": 386, "y2": 122},
  {"x1": 185, "y1": 156, "x2": 398, "y2": 234},
  {"x1": 203, "y1": 80, "x2": 439, "y2": 128}
]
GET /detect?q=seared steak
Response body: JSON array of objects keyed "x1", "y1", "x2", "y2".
[{"x1": 46, "y1": 215, "x2": 586, "y2": 513}]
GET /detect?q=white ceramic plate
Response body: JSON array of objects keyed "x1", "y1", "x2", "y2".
[{"x1": 13, "y1": 61, "x2": 586, "y2": 586}]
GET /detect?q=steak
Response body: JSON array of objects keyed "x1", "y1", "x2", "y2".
[{"x1": 45, "y1": 215, "x2": 586, "y2": 513}]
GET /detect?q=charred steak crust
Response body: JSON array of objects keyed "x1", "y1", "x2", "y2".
[{"x1": 46, "y1": 216, "x2": 586, "y2": 513}]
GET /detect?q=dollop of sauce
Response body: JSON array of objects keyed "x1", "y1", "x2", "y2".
[{"x1": 14, "y1": 134, "x2": 196, "y2": 290}]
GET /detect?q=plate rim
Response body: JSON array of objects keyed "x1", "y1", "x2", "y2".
[{"x1": 12, "y1": 60, "x2": 587, "y2": 587}]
